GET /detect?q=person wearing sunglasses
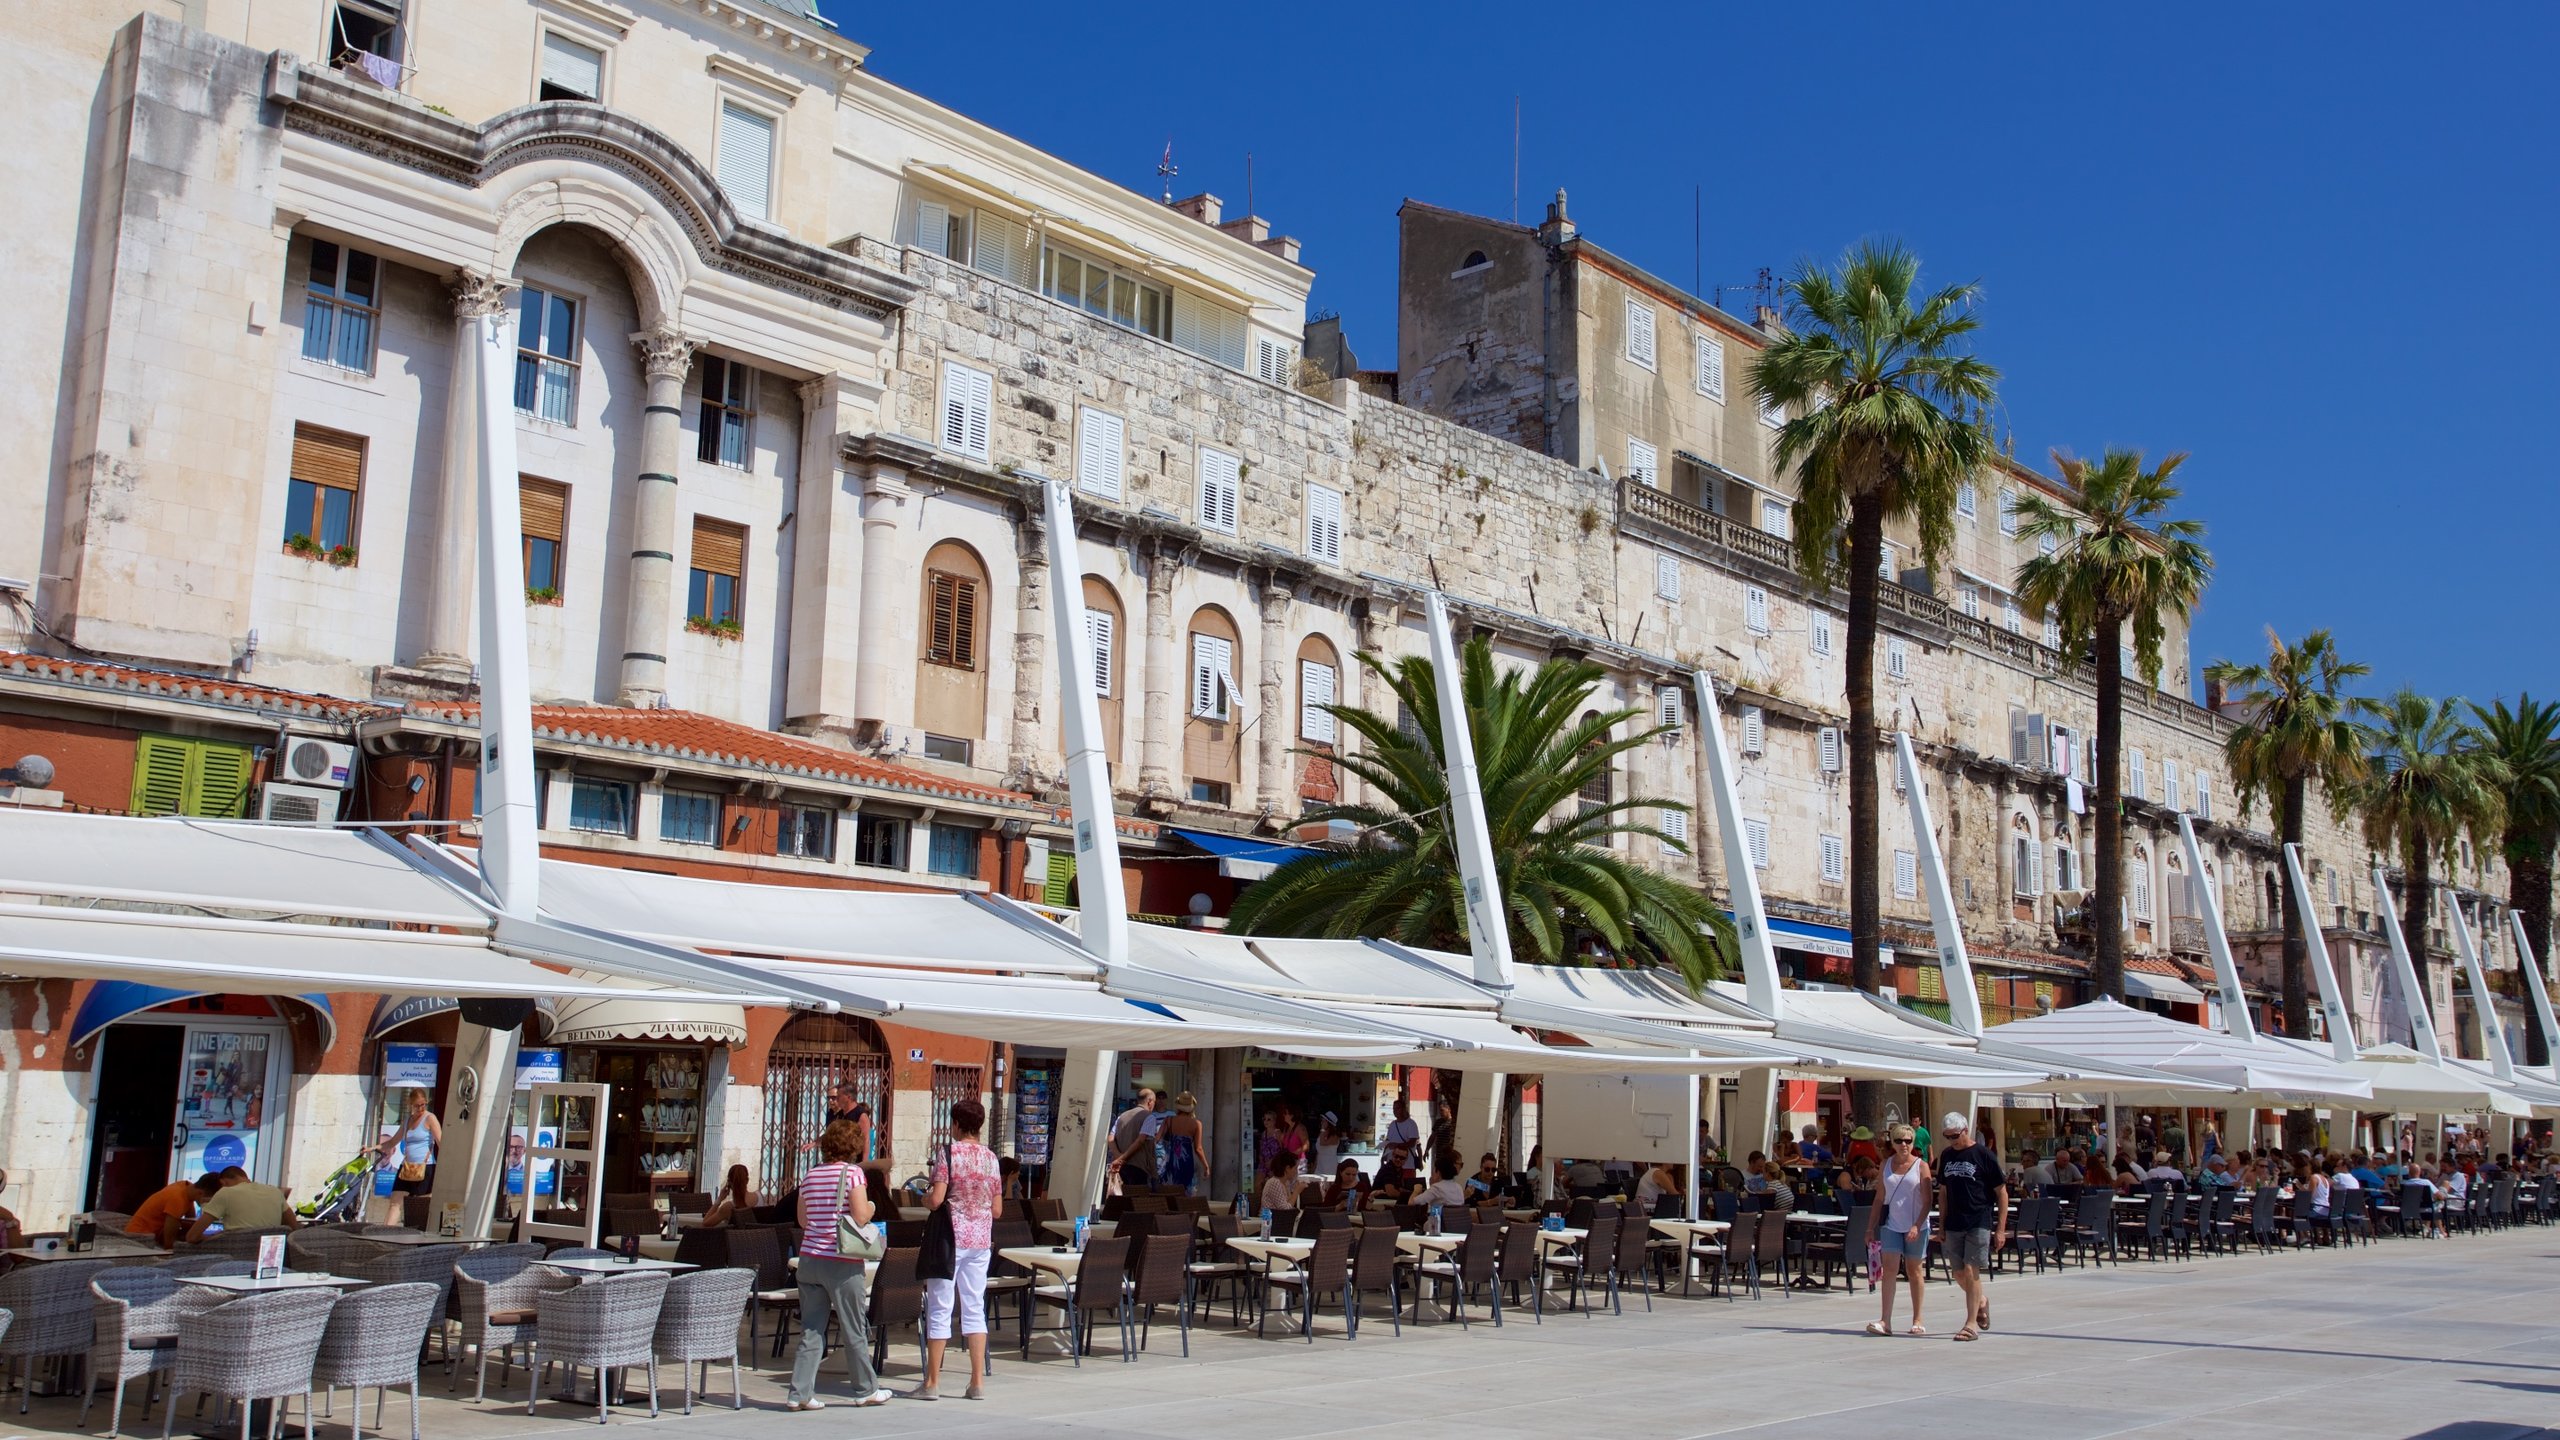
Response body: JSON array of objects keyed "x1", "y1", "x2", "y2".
[{"x1": 1865, "y1": 1123, "x2": 1931, "y2": 1337}]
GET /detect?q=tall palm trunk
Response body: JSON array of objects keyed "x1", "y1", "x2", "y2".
[
  {"x1": 2280, "y1": 773, "x2": 2313, "y2": 1150},
  {"x1": 2506, "y1": 834, "x2": 2553, "y2": 1067},
  {"x1": 2092, "y1": 612, "x2": 2126, "y2": 1001},
  {"x1": 1843, "y1": 499, "x2": 1885, "y2": 1130},
  {"x1": 2400, "y1": 848, "x2": 2434, "y2": 1053}
]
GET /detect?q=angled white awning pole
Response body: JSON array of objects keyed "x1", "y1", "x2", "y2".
[
  {"x1": 1423, "y1": 591, "x2": 1512, "y2": 990},
  {"x1": 1040, "y1": 477, "x2": 1130, "y2": 971},
  {"x1": 2372, "y1": 866, "x2": 2445, "y2": 1063},
  {"x1": 2506, "y1": 909, "x2": 2560, "y2": 1069},
  {"x1": 1895, "y1": 733, "x2": 1981, "y2": 1035},
  {"x1": 1694, "y1": 670, "x2": 1780, "y2": 1017},
  {"x1": 473, "y1": 313, "x2": 539, "y2": 922},
  {"x1": 2282, "y1": 843, "x2": 2360, "y2": 1065},
  {"x1": 2447, "y1": 895, "x2": 2514, "y2": 1080},
  {"x1": 2176, "y1": 814, "x2": 2256, "y2": 1046}
]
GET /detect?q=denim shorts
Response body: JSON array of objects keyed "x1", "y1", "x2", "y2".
[
  {"x1": 1877, "y1": 1220, "x2": 1931, "y2": 1258},
  {"x1": 1944, "y1": 1226, "x2": 1996, "y2": 1271}
]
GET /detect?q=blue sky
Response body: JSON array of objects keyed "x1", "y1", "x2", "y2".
[{"x1": 821, "y1": 2, "x2": 2556, "y2": 707}]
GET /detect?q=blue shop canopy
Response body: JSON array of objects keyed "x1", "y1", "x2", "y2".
[
  {"x1": 1166, "y1": 827, "x2": 1325, "y2": 881},
  {"x1": 72, "y1": 980, "x2": 336, "y2": 1050}
]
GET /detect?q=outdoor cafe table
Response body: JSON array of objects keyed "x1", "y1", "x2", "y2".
[
  {"x1": 1225, "y1": 1235, "x2": 1315, "y2": 1277},
  {"x1": 352, "y1": 1227, "x2": 487, "y2": 1247},
  {"x1": 1392, "y1": 1231, "x2": 1462, "y2": 1260},
  {"x1": 1042, "y1": 1216, "x2": 1260, "y2": 1242},
  {"x1": 998, "y1": 1246, "x2": 1088, "y2": 1357},
  {"x1": 538, "y1": 1255, "x2": 696, "y2": 1276},
  {"x1": 5, "y1": 1242, "x2": 166, "y2": 1262},
  {"x1": 180, "y1": 1271, "x2": 367, "y2": 1293}
]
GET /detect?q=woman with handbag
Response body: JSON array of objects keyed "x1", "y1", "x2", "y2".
[
  {"x1": 918, "y1": 1098, "x2": 1001, "y2": 1402},
  {"x1": 788, "y1": 1119, "x2": 893, "y2": 1411},
  {"x1": 374, "y1": 1088, "x2": 441, "y2": 1197}
]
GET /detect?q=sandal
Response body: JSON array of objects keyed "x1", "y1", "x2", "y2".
[
  {"x1": 1864, "y1": 1320, "x2": 1891, "y2": 1337},
  {"x1": 1953, "y1": 1327, "x2": 1980, "y2": 1342},
  {"x1": 1905, "y1": 1324, "x2": 1927, "y2": 1336},
  {"x1": 1976, "y1": 1304, "x2": 1991, "y2": 1332}
]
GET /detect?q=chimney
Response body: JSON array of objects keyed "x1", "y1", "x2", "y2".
[
  {"x1": 1168, "y1": 192, "x2": 1223, "y2": 226},
  {"x1": 1755, "y1": 304, "x2": 1783, "y2": 335},
  {"x1": 2204, "y1": 673, "x2": 2226, "y2": 711},
  {"x1": 1255, "y1": 233, "x2": 1301, "y2": 265},
  {"x1": 1217, "y1": 214, "x2": 1270, "y2": 245},
  {"x1": 1537, "y1": 187, "x2": 1575, "y2": 243}
]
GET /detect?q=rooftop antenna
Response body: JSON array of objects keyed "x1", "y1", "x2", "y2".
[
  {"x1": 1157, "y1": 140, "x2": 1178, "y2": 204},
  {"x1": 1246, "y1": 151, "x2": 1254, "y2": 219},
  {"x1": 1511, "y1": 95, "x2": 1520, "y2": 224},
  {"x1": 1693, "y1": 184, "x2": 1701, "y2": 297}
]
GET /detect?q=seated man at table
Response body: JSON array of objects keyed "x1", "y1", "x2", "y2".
[
  {"x1": 1464, "y1": 1153, "x2": 1505, "y2": 1202},
  {"x1": 130, "y1": 1172, "x2": 222, "y2": 1247},
  {"x1": 2143, "y1": 1151, "x2": 2185, "y2": 1185},
  {"x1": 1797, "y1": 1125, "x2": 1833, "y2": 1167},
  {"x1": 1565, "y1": 1157, "x2": 1609, "y2": 1198},
  {"x1": 185, "y1": 1166, "x2": 295, "y2": 1241},
  {"x1": 2350, "y1": 1151, "x2": 2385, "y2": 1192}
]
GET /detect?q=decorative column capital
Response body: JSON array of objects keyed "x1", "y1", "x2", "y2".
[
  {"x1": 630, "y1": 324, "x2": 703, "y2": 382},
  {"x1": 448, "y1": 269, "x2": 515, "y2": 321},
  {"x1": 1257, "y1": 580, "x2": 1292, "y2": 627}
]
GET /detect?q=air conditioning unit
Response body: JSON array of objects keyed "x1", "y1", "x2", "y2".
[
  {"x1": 258, "y1": 782, "x2": 341, "y2": 825},
  {"x1": 277, "y1": 735, "x2": 357, "y2": 789}
]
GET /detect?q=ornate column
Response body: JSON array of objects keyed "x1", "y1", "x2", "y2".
[
  {"x1": 410, "y1": 270, "x2": 514, "y2": 677},
  {"x1": 1138, "y1": 543, "x2": 1180, "y2": 803},
  {"x1": 618, "y1": 325, "x2": 700, "y2": 708},
  {"x1": 1352, "y1": 595, "x2": 1404, "y2": 814},
  {"x1": 851, "y1": 467, "x2": 913, "y2": 730},
  {"x1": 1008, "y1": 510, "x2": 1049, "y2": 785},
  {"x1": 1255, "y1": 578, "x2": 1291, "y2": 819},
  {"x1": 783, "y1": 376, "x2": 858, "y2": 737}
]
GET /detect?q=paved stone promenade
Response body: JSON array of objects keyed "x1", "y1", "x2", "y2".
[{"x1": 6, "y1": 1226, "x2": 2553, "y2": 1440}]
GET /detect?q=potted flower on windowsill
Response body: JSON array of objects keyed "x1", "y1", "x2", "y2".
[
  {"x1": 284, "y1": 533, "x2": 322, "y2": 559},
  {"x1": 326, "y1": 543, "x2": 358, "y2": 567},
  {"x1": 526, "y1": 585, "x2": 562, "y2": 606},
  {"x1": 685, "y1": 615, "x2": 744, "y2": 642}
]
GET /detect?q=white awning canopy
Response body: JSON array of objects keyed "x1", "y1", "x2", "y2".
[
  {"x1": 1989, "y1": 1000, "x2": 2373, "y2": 1104},
  {"x1": 0, "y1": 809, "x2": 488, "y2": 926},
  {"x1": 2123, "y1": 968, "x2": 2206, "y2": 1004}
]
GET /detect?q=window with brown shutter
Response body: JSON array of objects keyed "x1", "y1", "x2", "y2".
[
  {"x1": 520, "y1": 477, "x2": 568, "y2": 597},
  {"x1": 926, "y1": 570, "x2": 978, "y2": 669},
  {"x1": 284, "y1": 423, "x2": 364, "y2": 556},
  {"x1": 687, "y1": 516, "x2": 746, "y2": 627}
]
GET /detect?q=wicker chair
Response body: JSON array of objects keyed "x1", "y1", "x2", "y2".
[
  {"x1": 723, "y1": 1227, "x2": 798, "y2": 1358},
  {"x1": 311, "y1": 1282, "x2": 439, "y2": 1440},
  {"x1": 156, "y1": 1258, "x2": 251, "y2": 1279},
  {"x1": 157, "y1": 1288, "x2": 339, "y2": 1440},
  {"x1": 524, "y1": 1269, "x2": 669, "y2": 1424},
  {"x1": 0, "y1": 1258, "x2": 113, "y2": 1413},
  {"x1": 649, "y1": 1267, "x2": 752, "y2": 1413},
  {"x1": 288, "y1": 1229, "x2": 388, "y2": 1277},
  {"x1": 348, "y1": 1244, "x2": 464, "y2": 1364},
  {"x1": 450, "y1": 1249, "x2": 574, "y2": 1402},
  {"x1": 1261, "y1": 1227, "x2": 1353, "y2": 1342},
  {"x1": 1126, "y1": 1233, "x2": 1193, "y2": 1357},
  {"x1": 83, "y1": 1267, "x2": 189, "y2": 1435}
]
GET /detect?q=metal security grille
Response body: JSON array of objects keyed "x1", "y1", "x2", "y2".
[
  {"x1": 930, "y1": 1063, "x2": 983, "y2": 1152},
  {"x1": 761, "y1": 1017, "x2": 889, "y2": 1194}
]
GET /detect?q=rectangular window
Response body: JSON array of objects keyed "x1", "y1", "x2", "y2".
[
  {"x1": 1895, "y1": 849, "x2": 1919, "y2": 899},
  {"x1": 1958, "y1": 584, "x2": 1980, "y2": 619},
  {"x1": 1887, "y1": 638, "x2": 1910, "y2": 678},
  {"x1": 1624, "y1": 298, "x2": 1657, "y2": 370},
  {"x1": 1657, "y1": 684, "x2": 1684, "y2": 731},
  {"x1": 1660, "y1": 807, "x2": 1689, "y2": 845},
  {"x1": 1655, "y1": 552, "x2": 1681, "y2": 602},
  {"x1": 300, "y1": 238, "x2": 379, "y2": 374},
  {"x1": 970, "y1": 209, "x2": 1037, "y2": 287},
  {"x1": 1694, "y1": 334, "x2": 1725, "y2": 400},
  {"x1": 1043, "y1": 243, "x2": 1175, "y2": 342},
  {"x1": 1818, "y1": 726, "x2": 1841, "y2": 773},
  {"x1": 520, "y1": 476, "x2": 568, "y2": 596},
  {"x1": 1811, "y1": 609, "x2": 1834, "y2": 657},
  {"x1": 696, "y1": 356, "x2": 755, "y2": 468},
  {"x1": 777, "y1": 805, "x2": 835, "y2": 859},
  {"x1": 927, "y1": 822, "x2": 980, "y2": 878},
  {"x1": 2197, "y1": 783, "x2": 2211, "y2": 822},
  {"x1": 1740, "y1": 704, "x2": 1765, "y2": 756},
  {"x1": 1820, "y1": 834, "x2": 1846, "y2": 884},
  {"x1": 1745, "y1": 817, "x2": 1771, "y2": 870},
  {"x1": 2128, "y1": 748, "x2": 2148, "y2": 801},
  {"x1": 1625, "y1": 438, "x2": 1658, "y2": 487},
  {"x1": 687, "y1": 517, "x2": 746, "y2": 627},
  {"x1": 129, "y1": 734, "x2": 254, "y2": 818},
  {"x1": 659, "y1": 789, "x2": 719, "y2": 846},
  {"x1": 1757, "y1": 393, "x2": 1785, "y2": 429},
  {"x1": 716, "y1": 99, "x2": 777, "y2": 221},
  {"x1": 1759, "y1": 497, "x2": 1792, "y2": 540},
  {"x1": 939, "y1": 361, "x2": 992, "y2": 461},
  {"x1": 2004, "y1": 598, "x2": 2024, "y2": 635},
  {"x1": 513, "y1": 285, "x2": 579, "y2": 424},
  {"x1": 2013, "y1": 836, "x2": 2038, "y2": 897},
  {"x1": 538, "y1": 29, "x2": 603, "y2": 101},
  {"x1": 1744, "y1": 586, "x2": 1770, "y2": 635},
  {"x1": 921, "y1": 734, "x2": 972, "y2": 765},
  {"x1": 2164, "y1": 760, "x2": 2182, "y2": 810},
  {"x1": 567, "y1": 777, "x2": 632, "y2": 836},
  {"x1": 926, "y1": 569, "x2": 980, "y2": 669},
  {"x1": 1189, "y1": 778, "x2": 1232, "y2": 806},
  {"x1": 2133, "y1": 865, "x2": 2153, "y2": 921},
  {"x1": 2056, "y1": 843, "x2": 2082, "y2": 892},
  {"x1": 1998, "y1": 489, "x2": 2019, "y2": 536},
  {"x1": 2040, "y1": 530, "x2": 2060, "y2": 557},
  {"x1": 1305, "y1": 483, "x2": 1344, "y2": 563},
  {"x1": 2043, "y1": 614, "x2": 2063, "y2": 649},
  {"x1": 914, "y1": 199, "x2": 957, "y2": 258},
  {"x1": 852, "y1": 813, "x2": 906, "y2": 869},
  {"x1": 1191, "y1": 633, "x2": 1236, "y2": 720},
  {"x1": 1084, "y1": 607, "x2": 1114, "y2": 698},
  {"x1": 1255, "y1": 338, "x2": 1297, "y2": 385},
  {"x1": 1956, "y1": 482, "x2": 1977, "y2": 519},
  {"x1": 1076, "y1": 406, "x2": 1125, "y2": 500},
  {"x1": 329, "y1": 0, "x2": 405, "y2": 72},
  {"x1": 1300, "y1": 659, "x2": 1338, "y2": 743},
  {"x1": 1879, "y1": 542, "x2": 1896, "y2": 580},
  {"x1": 1197, "y1": 447, "x2": 1240, "y2": 534},
  {"x1": 284, "y1": 423, "x2": 364, "y2": 557}
]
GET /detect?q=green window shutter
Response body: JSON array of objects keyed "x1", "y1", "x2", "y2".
[
  {"x1": 188, "y1": 741, "x2": 254, "y2": 818},
  {"x1": 131, "y1": 735, "x2": 192, "y2": 816},
  {"x1": 1043, "y1": 850, "x2": 1077, "y2": 906}
]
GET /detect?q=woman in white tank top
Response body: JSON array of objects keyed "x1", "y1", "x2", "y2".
[{"x1": 1867, "y1": 1125, "x2": 1932, "y2": 1336}]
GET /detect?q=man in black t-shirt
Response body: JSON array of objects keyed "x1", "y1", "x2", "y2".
[{"x1": 1933, "y1": 1112, "x2": 2007, "y2": 1341}]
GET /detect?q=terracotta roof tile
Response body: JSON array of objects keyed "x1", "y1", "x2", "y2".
[{"x1": 0, "y1": 650, "x2": 382, "y2": 720}]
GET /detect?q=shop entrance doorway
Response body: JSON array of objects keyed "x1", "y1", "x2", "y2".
[{"x1": 85, "y1": 1019, "x2": 290, "y2": 1212}]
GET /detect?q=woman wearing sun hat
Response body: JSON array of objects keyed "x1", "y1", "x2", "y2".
[
  {"x1": 1865, "y1": 1122, "x2": 1931, "y2": 1337},
  {"x1": 1845, "y1": 1124, "x2": 1882, "y2": 1165}
]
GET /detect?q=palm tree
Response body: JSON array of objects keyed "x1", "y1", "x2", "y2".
[
  {"x1": 2469, "y1": 695, "x2": 2560, "y2": 1066},
  {"x1": 2207, "y1": 630, "x2": 2371, "y2": 1083},
  {"x1": 1226, "y1": 638, "x2": 1735, "y2": 992},
  {"x1": 1747, "y1": 244, "x2": 1997, "y2": 1101},
  {"x1": 2012, "y1": 450, "x2": 2212, "y2": 1002},
  {"x1": 2359, "y1": 690, "x2": 2506, "y2": 1052}
]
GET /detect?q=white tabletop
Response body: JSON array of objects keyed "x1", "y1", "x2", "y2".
[
  {"x1": 996, "y1": 1245, "x2": 1084, "y2": 1280},
  {"x1": 1648, "y1": 1218, "x2": 1731, "y2": 1239},
  {"x1": 1533, "y1": 1226, "x2": 1588, "y2": 1249},
  {"x1": 1785, "y1": 1212, "x2": 1846, "y2": 1225},
  {"x1": 1040, "y1": 1218, "x2": 1112, "y2": 1241},
  {"x1": 350, "y1": 1228, "x2": 483, "y2": 1247},
  {"x1": 182, "y1": 1272, "x2": 364, "y2": 1292},
  {"x1": 538, "y1": 1256, "x2": 696, "y2": 1275},
  {"x1": 1226, "y1": 1236, "x2": 1315, "y2": 1270},
  {"x1": 1392, "y1": 1231, "x2": 1463, "y2": 1258},
  {"x1": 7, "y1": 1243, "x2": 167, "y2": 1261}
]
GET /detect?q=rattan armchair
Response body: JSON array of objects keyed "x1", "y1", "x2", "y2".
[
  {"x1": 311, "y1": 1282, "x2": 440, "y2": 1440},
  {"x1": 0, "y1": 1258, "x2": 113, "y2": 1414},
  {"x1": 648, "y1": 1267, "x2": 752, "y2": 1413},
  {"x1": 83, "y1": 1267, "x2": 187, "y2": 1435},
  {"x1": 524, "y1": 1269, "x2": 669, "y2": 1425},
  {"x1": 156, "y1": 1288, "x2": 339, "y2": 1440},
  {"x1": 450, "y1": 1250, "x2": 573, "y2": 1402}
]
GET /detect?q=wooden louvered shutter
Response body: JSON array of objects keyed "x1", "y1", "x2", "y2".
[
  {"x1": 191, "y1": 742, "x2": 253, "y2": 818},
  {"x1": 520, "y1": 477, "x2": 567, "y2": 543},
  {"x1": 1300, "y1": 660, "x2": 1336, "y2": 743},
  {"x1": 1077, "y1": 407, "x2": 1124, "y2": 499},
  {"x1": 915, "y1": 200, "x2": 951, "y2": 257},
  {"x1": 1043, "y1": 850, "x2": 1076, "y2": 906},
  {"x1": 928, "y1": 571, "x2": 978, "y2": 669},
  {"x1": 291, "y1": 424, "x2": 364, "y2": 491},
  {"x1": 130, "y1": 735, "x2": 192, "y2": 816},
  {"x1": 1084, "y1": 607, "x2": 1114, "y2": 697}
]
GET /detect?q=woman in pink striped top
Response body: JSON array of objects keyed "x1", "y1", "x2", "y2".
[{"x1": 787, "y1": 1119, "x2": 890, "y2": 1410}]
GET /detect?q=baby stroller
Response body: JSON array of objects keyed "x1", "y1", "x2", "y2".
[{"x1": 295, "y1": 1149, "x2": 383, "y2": 1223}]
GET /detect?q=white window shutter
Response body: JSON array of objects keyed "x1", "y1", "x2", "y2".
[
  {"x1": 2004, "y1": 598, "x2": 2023, "y2": 635},
  {"x1": 716, "y1": 101, "x2": 776, "y2": 221},
  {"x1": 1660, "y1": 807, "x2": 1689, "y2": 845},
  {"x1": 1999, "y1": 489, "x2": 2018, "y2": 535},
  {"x1": 2128, "y1": 748, "x2": 2147, "y2": 801},
  {"x1": 1745, "y1": 587, "x2": 1769, "y2": 635},
  {"x1": 2039, "y1": 531, "x2": 2059, "y2": 556},
  {"x1": 1821, "y1": 835, "x2": 1845, "y2": 884},
  {"x1": 2198, "y1": 783, "x2": 2211, "y2": 822},
  {"x1": 1887, "y1": 638, "x2": 1909, "y2": 678},
  {"x1": 1657, "y1": 684, "x2": 1683, "y2": 730},
  {"x1": 940, "y1": 361, "x2": 991, "y2": 461},
  {"x1": 1758, "y1": 497, "x2": 1792, "y2": 540},
  {"x1": 1626, "y1": 438, "x2": 1658, "y2": 487},
  {"x1": 2134, "y1": 866, "x2": 2152, "y2": 920},
  {"x1": 1959, "y1": 584, "x2": 1980, "y2": 618},
  {"x1": 970, "y1": 210, "x2": 1036, "y2": 288},
  {"x1": 2028, "y1": 840, "x2": 2044, "y2": 896},
  {"x1": 1896, "y1": 849, "x2": 1918, "y2": 899},
  {"x1": 1625, "y1": 300, "x2": 1656, "y2": 369},
  {"x1": 1305, "y1": 483, "x2": 1343, "y2": 563},
  {"x1": 1957, "y1": 482, "x2": 1977, "y2": 518},
  {"x1": 1878, "y1": 542, "x2": 1895, "y2": 579},
  {"x1": 1741, "y1": 705, "x2": 1765, "y2": 756},
  {"x1": 1655, "y1": 552, "x2": 1680, "y2": 602},
  {"x1": 914, "y1": 200, "x2": 952, "y2": 257},
  {"x1": 1197, "y1": 447, "x2": 1240, "y2": 533},
  {"x1": 1300, "y1": 660, "x2": 1337, "y2": 742},
  {"x1": 1746, "y1": 818, "x2": 1771, "y2": 870},
  {"x1": 2165, "y1": 759, "x2": 2182, "y2": 810},
  {"x1": 1083, "y1": 607, "x2": 1114, "y2": 697},
  {"x1": 1757, "y1": 393, "x2": 1785, "y2": 429},
  {"x1": 2044, "y1": 614, "x2": 2063, "y2": 649},
  {"x1": 1191, "y1": 633, "x2": 1232, "y2": 718},
  {"x1": 540, "y1": 31, "x2": 603, "y2": 98},
  {"x1": 1076, "y1": 407, "x2": 1124, "y2": 499},
  {"x1": 1694, "y1": 335, "x2": 1725, "y2": 399},
  {"x1": 1256, "y1": 338, "x2": 1297, "y2": 385},
  {"x1": 1811, "y1": 610, "x2": 1833, "y2": 656},
  {"x1": 1819, "y1": 726, "x2": 1841, "y2": 773}
]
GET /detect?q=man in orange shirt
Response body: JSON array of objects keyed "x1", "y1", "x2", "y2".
[{"x1": 127, "y1": 1173, "x2": 221, "y2": 1247}]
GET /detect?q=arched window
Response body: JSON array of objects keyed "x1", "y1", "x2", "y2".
[
  {"x1": 2010, "y1": 814, "x2": 2041, "y2": 897},
  {"x1": 1080, "y1": 576, "x2": 1125, "y2": 770},
  {"x1": 1183, "y1": 606, "x2": 1242, "y2": 805},
  {"x1": 2052, "y1": 822, "x2": 2081, "y2": 892},
  {"x1": 1296, "y1": 633, "x2": 1343, "y2": 815},
  {"x1": 2264, "y1": 870, "x2": 2282, "y2": 926},
  {"x1": 760, "y1": 1013, "x2": 888, "y2": 1190},
  {"x1": 1457, "y1": 249, "x2": 1490, "y2": 273},
  {"x1": 915, "y1": 540, "x2": 991, "y2": 750},
  {"x1": 1576, "y1": 709, "x2": 1612, "y2": 820},
  {"x1": 2131, "y1": 845, "x2": 2155, "y2": 922}
]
